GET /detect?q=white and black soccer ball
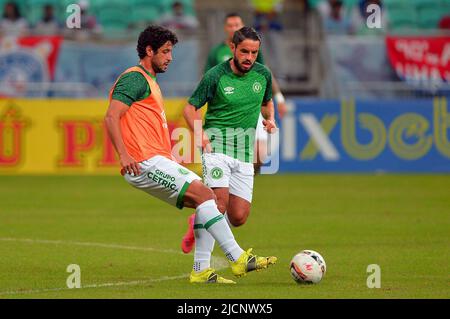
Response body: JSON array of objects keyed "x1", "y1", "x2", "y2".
[{"x1": 290, "y1": 250, "x2": 326, "y2": 284}]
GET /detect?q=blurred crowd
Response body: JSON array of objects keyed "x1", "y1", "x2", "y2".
[
  {"x1": 0, "y1": 0, "x2": 200, "y2": 40},
  {"x1": 315, "y1": 0, "x2": 450, "y2": 35},
  {"x1": 0, "y1": 0, "x2": 448, "y2": 40}
]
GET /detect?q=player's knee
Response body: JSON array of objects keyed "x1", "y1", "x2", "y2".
[
  {"x1": 187, "y1": 181, "x2": 216, "y2": 208},
  {"x1": 230, "y1": 216, "x2": 246, "y2": 227},
  {"x1": 229, "y1": 212, "x2": 248, "y2": 227}
]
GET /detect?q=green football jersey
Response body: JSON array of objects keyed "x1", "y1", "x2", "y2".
[
  {"x1": 111, "y1": 65, "x2": 154, "y2": 106},
  {"x1": 189, "y1": 60, "x2": 272, "y2": 163},
  {"x1": 204, "y1": 42, "x2": 265, "y2": 73}
]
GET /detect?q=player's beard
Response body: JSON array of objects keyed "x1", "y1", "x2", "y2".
[
  {"x1": 152, "y1": 61, "x2": 169, "y2": 73},
  {"x1": 233, "y1": 57, "x2": 253, "y2": 74}
]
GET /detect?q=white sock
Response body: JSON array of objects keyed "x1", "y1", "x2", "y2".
[
  {"x1": 195, "y1": 200, "x2": 244, "y2": 262},
  {"x1": 193, "y1": 215, "x2": 215, "y2": 272},
  {"x1": 224, "y1": 212, "x2": 233, "y2": 227}
]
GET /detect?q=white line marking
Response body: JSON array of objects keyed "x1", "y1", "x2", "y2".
[
  {"x1": 0, "y1": 237, "x2": 183, "y2": 254},
  {"x1": 0, "y1": 237, "x2": 229, "y2": 296},
  {"x1": 0, "y1": 274, "x2": 190, "y2": 296}
]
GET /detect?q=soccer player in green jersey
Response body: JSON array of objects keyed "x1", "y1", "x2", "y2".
[
  {"x1": 181, "y1": 27, "x2": 277, "y2": 258},
  {"x1": 205, "y1": 13, "x2": 286, "y2": 173}
]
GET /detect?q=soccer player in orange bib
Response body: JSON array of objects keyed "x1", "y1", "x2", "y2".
[{"x1": 104, "y1": 25, "x2": 276, "y2": 284}]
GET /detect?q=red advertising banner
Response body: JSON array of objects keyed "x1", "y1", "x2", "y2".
[
  {"x1": 386, "y1": 36, "x2": 450, "y2": 85},
  {"x1": 0, "y1": 36, "x2": 63, "y2": 97}
]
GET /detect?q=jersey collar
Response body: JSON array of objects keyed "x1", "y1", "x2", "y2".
[{"x1": 137, "y1": 64, "x2": 157, "y2": 81}]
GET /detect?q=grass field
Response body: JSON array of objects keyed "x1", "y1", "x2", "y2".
[{"x1": 0, "y1": 174, "x2": 449, "y2": 299}]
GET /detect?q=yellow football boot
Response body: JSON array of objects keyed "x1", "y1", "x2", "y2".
[
  {"x1": 230, "y1": 248, "x2": 277, "y2": 277},
  {"x1": 189, "y1": 268, "x2": 236, "y2": 284}
]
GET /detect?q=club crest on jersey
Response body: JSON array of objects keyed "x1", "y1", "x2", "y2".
[
  {"x1": 224, "y1": 86, "x2": 235, "y2": 95},
  {"x1": 252, "y1": 82, "x2": 262, "y2": 93}
]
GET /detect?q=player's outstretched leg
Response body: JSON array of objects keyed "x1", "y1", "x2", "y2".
[
  {"x1": 189, "y1": 210, "x2": 229, "y2": 283},
  {"x1": 184, "y1": 181, "x2": 277, "y2": 282},
  {"x1": 184, "y1": 181, "x2": 234, "y2": 283},
  {"x1": 181, "y1": 213, "x2": 195, "y2": 253}
]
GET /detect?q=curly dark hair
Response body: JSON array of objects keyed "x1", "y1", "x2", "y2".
[{"x1": 137, "y1": 25, "x2": 178, "y2": 59}]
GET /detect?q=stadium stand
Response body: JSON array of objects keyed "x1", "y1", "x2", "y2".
[{"x1": 0, "y1": 0, "x2": 448, "y2": 98}]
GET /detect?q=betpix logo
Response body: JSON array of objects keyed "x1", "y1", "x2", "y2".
[{"x1": 280, "y1": 98, "x2": 450, "y2": 170}]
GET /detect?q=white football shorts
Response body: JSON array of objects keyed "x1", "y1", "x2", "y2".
[
  {"x1": 202, "y1": 152, "x2": 254, "y2": 203},
  {"x1": 124, "y1": 155, "x2": 201, "y2": 209}
]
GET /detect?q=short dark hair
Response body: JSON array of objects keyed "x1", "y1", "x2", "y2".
[
  {"x1": 224, "y1": 12, "x2": 242, "y2": 22},
  {"x1": 231, "y1": 26, "x2": 261, "y2": 47},
  {"x1": 137, "y1": 25, "x2": 178, "y2": 59},
  {"x1": 173, "y1": 1, "x2": 183, "y2": 8}
]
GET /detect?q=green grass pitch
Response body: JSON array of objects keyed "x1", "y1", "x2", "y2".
[{"x1": 0, "y1": 174, "x2": 449, "y2": 298}]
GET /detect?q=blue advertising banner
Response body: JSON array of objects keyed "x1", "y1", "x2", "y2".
[{"x1": 277, "y1": 98, "x2": 450, "y2": 172}]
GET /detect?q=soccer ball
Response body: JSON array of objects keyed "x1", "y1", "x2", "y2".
[{"x1": 290, "y1": 250, "x2": 326, "y2": 284}]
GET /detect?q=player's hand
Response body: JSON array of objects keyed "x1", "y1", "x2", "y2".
[
  {"x1": 277, "y1": 101, "x2": 287, "y2": 119},
  {"x1": 196, "y1": 132, "x2": 212, "y2": 153},
  {"x1": 263, "y1": 119, "x2": 277, "y2": 134},
  {"x1": 120, "y1": 154, "x2": 140, "y2": 176}
]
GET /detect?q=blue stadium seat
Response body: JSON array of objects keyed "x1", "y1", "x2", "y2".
[
  {"x1": 132, "y1": 0, "x2": 167, "y2": 11},
  {"x1": 308, "y1": 0, "x2": 323, "y2": 8},
  {"x1": 342, "y1": 0, "x2": 359, "y2": 7},
  {"x1": 385, "y1": 0, "x2": 409, "y2": 10},
  {"x1": 131, "y1": 6, "x2": 160, "y2": 26},
  {"x1": 439, "y1": 1, "x2": 450, "y2": 18},
  {"x1": 388, "y1": 6, "x2": 418, "y2": 31},
  {"x1": 97, "y1": 5, "x2": 133, "y2": 33},
  {"x1": 92, "y1": 0, "x2": 129, "y2": 15},
  {"x1": 411, "y1": 0, "x2": 437, "y2": 11},
  {"x1": 417, "y1": 7, "x2": 446, "y2": 29}
]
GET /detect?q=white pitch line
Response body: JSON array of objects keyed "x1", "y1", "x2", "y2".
[
  {"x1": 0, "y1": 274, "x2": 191, "y2": 296},
  {"x1": 0, "y1": 237, "x2": 183, "y2": 255},
  {"x1": 0, "y1": 237, "x2": 229, "y2": 296}
]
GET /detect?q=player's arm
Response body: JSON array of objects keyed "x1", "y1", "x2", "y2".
[
  {"x1": 183, "y1": 103, "x2": 212, "y2": 153},
  {"x1": 261, "y1": 99, "x2": 277, "y2": 134},
  {"x1": 183, "y1": 103, "x2": 201, "y2": 132},
  {"x1": 104, "y1": 99, "x2": 140, "y2": 176},
  {"x1": 261, "y1": 67, "x2": 277, "y2": 134},
  {"x1": 104, "y1": 71, "x2": 148, "y2": 175},
  {"x1": 185, "y1": 71, "x2": 216, "y2": 152},
  {"x1": 257, "y1": 51, "x2": 286, "y2": 119},
  {"x1": 271, "y1": 74, "x2": 287, "y2": 119}
]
